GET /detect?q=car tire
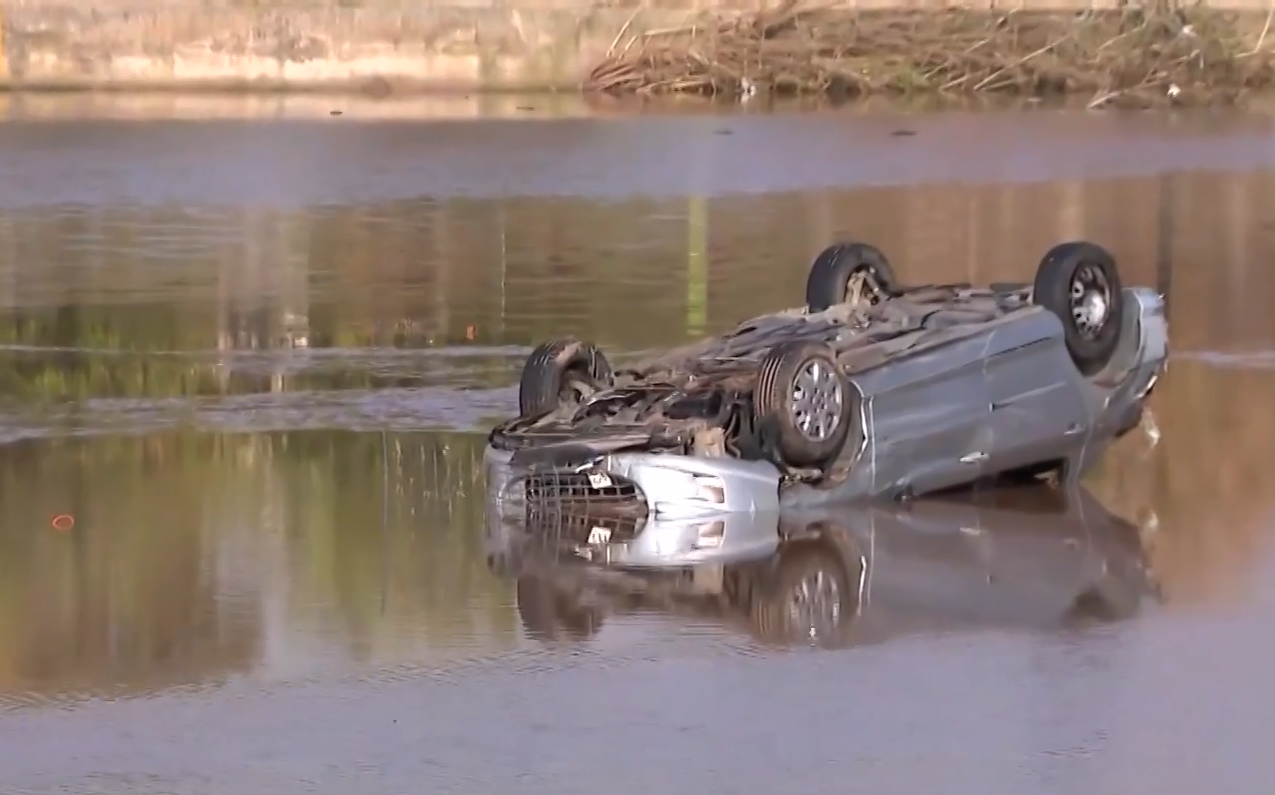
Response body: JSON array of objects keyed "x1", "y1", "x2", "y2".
[
  {"x1": 754, "y1": 341, "x2": 854, "y2": 468},
  {"x1": 751, "y1": 542, "x2": 857, "y2": 648},
  {"x1": 518, "y1": 338, "x2": 614, "y2": 418},
  {"x1": 1032, "y1": 241, "x2": 1124, "y2": 376},
  {"x1": 805, "y1": 242, "x2": 899, "y2": 313}
]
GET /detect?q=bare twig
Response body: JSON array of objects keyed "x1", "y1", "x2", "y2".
[
  {"x1": 1087, "y1": 88, "x2": 1123, "y2": 108},
  {"x1": 972, "y1": 31, "x2": 1075, "y2": 91},
  {"x1": 1242, "y1": 3, "x2": 1274, "y2": 56},
  {"x1": 607, "y1": 8, "x2": 643, "y2": 58},
  {"x1": 1097, "y1": 19, "x2": 1149, "y2": 52}
]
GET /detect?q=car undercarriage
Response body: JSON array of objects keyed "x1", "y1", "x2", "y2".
[{"x1": 490, "y1": 283, "x2": 1035, "y2": 465}]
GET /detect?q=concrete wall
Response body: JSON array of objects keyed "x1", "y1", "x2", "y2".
[{"x1": 0, "y1": 0, "x2": 1267, "y2": 93}]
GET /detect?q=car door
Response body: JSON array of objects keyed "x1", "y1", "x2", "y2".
[
  {"x1": 863, "y1": 333, "x2": 993, "y2": 497},
  {"x1": 984, "y1": 319, "x2": 1089, "y2": 476}
]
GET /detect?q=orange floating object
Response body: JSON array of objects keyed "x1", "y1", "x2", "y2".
[{"x1": 50, "y1": 514, "x2": 75, "y2": 532}]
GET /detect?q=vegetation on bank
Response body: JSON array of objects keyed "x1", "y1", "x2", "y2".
[{"x1": 585, "y1": 2, "x2": 1275, "y2": 108}]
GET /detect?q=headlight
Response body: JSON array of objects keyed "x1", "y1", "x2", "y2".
[{"x1": 691, "y1": 474, "x2": 726, "y2": 504}]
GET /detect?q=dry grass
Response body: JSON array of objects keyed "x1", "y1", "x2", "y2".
[{"x1": 585, "y1": 1, "x2": 1275, "y2": 108}]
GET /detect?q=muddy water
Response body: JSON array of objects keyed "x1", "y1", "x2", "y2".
[{"x1": 1, "y1": 104, "x2": 1274, "y2": 794}]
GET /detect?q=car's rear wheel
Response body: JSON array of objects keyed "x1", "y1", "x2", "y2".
[
  {"x1": 754, "y1": 341, "x2": 854, "y2": 468},
  {"x1": 518, "y1": 338, "x2": 614, "y2": 418},
  {"x1": 1032, "y1": 242, "x2": 1124, "y2": 376},
  {"x1": 805, "y1": 242, "x2": 899, "y2": 313}
]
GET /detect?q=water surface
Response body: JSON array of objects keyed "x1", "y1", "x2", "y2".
[{"x1": 0, "y1": 101, "x2": 1273, "y2": 795}]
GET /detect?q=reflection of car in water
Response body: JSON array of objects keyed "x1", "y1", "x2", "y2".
[{"x1": 487, "y1": 484, "x2": 1159, "y2": 648}]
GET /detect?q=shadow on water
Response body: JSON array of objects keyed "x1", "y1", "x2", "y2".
[{"x1": 1, "y1": 110, "x2": 1275, "y2": 794}]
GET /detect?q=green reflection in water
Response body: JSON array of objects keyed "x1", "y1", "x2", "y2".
[
  {"x1": 687, "y1": 195, "x2": 709, "y2": 336},
  {"x1": 0, "y1": 429, "x2": 511, "y2": 700}
]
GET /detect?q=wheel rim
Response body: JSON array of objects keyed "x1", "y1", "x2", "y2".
[
  {"x1": 1069, "y1": 263, "x2": 1113, "y2": 340},
  {"x1": 561, "y1": 376, "x2": 588, "y2": 401},
  {"x1": 842, "y1": 266, "x2": 886, "y2": 305},
  {"x1": 791, "y1": 359, "x2": 843, "y2": 442},
  {"x1": 786, "y1": 569, "x2": 842, "y2": 642}
]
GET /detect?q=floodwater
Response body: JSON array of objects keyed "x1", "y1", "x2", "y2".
[{"x1": 1, "y1": 96, "x2": 1274, "y2": 794}]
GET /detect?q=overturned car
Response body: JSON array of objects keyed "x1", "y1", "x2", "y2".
[{"x1": 486, "y1": 240, "x2": 1168, "y2": 517}]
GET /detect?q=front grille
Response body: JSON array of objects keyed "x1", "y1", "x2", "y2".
[
  {"x1": 528, "y1": 510, "x2": 646, "y2": 547},
  {"x1": 521, "y1": 470, "x2": 646, "y2": 516}
]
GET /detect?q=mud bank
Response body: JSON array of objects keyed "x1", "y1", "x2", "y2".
[
  {"x1": 0, "y1": 92, "x2": 605, "y2": 121},
  {"x1": 0, "y1": 0, "x2": 712, "y2": 93},
  {"x1": 587, "y1": 4, "x2": 1275, "y2": 108},
  {"x1": 0, "y1": 0, "x2": 1272, "y2": 104}
]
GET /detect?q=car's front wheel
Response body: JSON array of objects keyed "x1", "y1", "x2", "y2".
[
  {"x1": 1032, "y1": 241, "x2": 1124, "y2": 376},
  {"x1": 753, "y1": 341, "x2": 854, "y2": 468},
  {"x1": 518, "y1": 338, "x2": 614, "y2": 418}
]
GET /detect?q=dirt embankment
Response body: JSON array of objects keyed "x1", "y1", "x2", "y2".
[{"x1": 585, "y1": 2, "x2": 1275, "y2": 108}]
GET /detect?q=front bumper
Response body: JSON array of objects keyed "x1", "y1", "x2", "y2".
[
  {"x1": 485, "y1": 447, "x2": 783, "y2": 568},
  {"x1": 485, "y1": 446, "x2": 782, "y2": 519}
]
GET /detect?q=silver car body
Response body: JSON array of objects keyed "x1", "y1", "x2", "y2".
[{"x1": 486, "y1": 285, "x2": 1168, "y2": 519}]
